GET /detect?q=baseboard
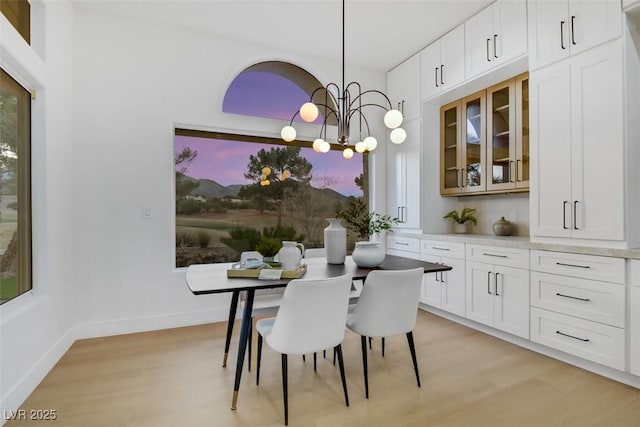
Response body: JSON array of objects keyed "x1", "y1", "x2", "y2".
[
  {"x1": 1, "y1": 325, "x2": 78, "y2": 426},
  {"x1": 76, "y1": 307, "x2": 230, "y2": 340},
  {"x1": 419, "y1": 304, "x2": 640, "y2": 389}
]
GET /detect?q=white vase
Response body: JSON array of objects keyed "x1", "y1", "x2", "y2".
[
  {"x1": 352, "y1": 241, "x2": 385, "y2": 268},
  {"x1": 453, "y1": 222, "x2": 469, "y2": 234},
  {"x1": 324, "y1": 218, "x2": 346, "y2": 264}
]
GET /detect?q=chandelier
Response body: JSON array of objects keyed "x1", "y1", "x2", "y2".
[{"x1": 280, "y1": 0, "x2": 406, "y2": 159}]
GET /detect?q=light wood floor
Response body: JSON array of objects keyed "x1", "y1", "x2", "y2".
[{"x1": 6, "y1": 311, "x2": 640, "y2": 427}]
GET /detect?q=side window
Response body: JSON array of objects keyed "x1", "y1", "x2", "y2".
[{"x1": 0, "y1": 68, "x2": 32, "y2": 303}]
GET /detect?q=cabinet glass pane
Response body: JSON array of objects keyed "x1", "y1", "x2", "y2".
[
  {"x1": 520, "y1": 79, "x2": 529, "y2": 182},
  {"x1": 491, "y1": 87, "x2": 511, "y2": 184},
  {"x1": 443, "y1": 106, "x2": 458, "y2": 189},
  {"x1": 465, "y1": 98, "x2": 482, "y2": 188}
]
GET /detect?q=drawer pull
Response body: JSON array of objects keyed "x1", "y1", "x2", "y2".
[
  {"x1": 483, "y1": 253, "x2": 508, "y2": 258},
  {"x1": 432, "y1": 247, "x2": 450, "y2": 251},
  {"x1": 396, "y1": 242, "x2": 410, "y2": 246},
  {"x1": 556, "y1": 330, "x2": 590, "y2": 342},
  {"x1": 556, "y1": 292, "x2": 590, "y2": 302},
  {"x1": 555, "y1": 262, "x2": 590, "y2": 269}
]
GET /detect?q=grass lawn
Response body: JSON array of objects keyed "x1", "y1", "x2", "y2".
[{"x1": 0, "y1": 276, "x2": 18, "y2": 300}]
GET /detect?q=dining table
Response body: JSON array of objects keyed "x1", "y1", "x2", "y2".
[{"x1": 185, "y1": 254, "x2": 452, "y2": 410}]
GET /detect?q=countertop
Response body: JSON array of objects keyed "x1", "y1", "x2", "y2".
[{"x1": 391, "y1": 232, "x2": 640, "y2": 260}]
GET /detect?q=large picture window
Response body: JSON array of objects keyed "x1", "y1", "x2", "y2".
[
  {"x1": 0, "y1": 68, "x2": 32, "y2": 303},
  {"x1": 174, "y1": 129, "x2": 366, "y2": 267}
]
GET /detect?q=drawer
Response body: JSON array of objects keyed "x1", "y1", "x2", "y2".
[
  {"x1": 530, "y1": 250, "x2": 625, "y2": 284},
  {"x1": 530, "y1": 307, "x2": 625, "y2": 370},
  {"x1": 466, "y1": 245, "x2": 529, "y2": 269},
  {"x1": 530, "y1": 272, "x2": 625, "y2": 328},
  {"x1": 420, "y1": 240, "x2": 465, "y2": 260},
  {"x1": 387, "y1": 235, "x2": 420, "y2": 254}
]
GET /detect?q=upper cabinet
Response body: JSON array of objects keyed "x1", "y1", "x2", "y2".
[
  {"x1": 528, "y1": 0, "x2": 622, "y2": 70},
  {"x1": 440, "y1": 73, "x2": 529, "y2": 197},
  {"x1": 387, "y1": 54, "x2": 421, "y2": 121},
  {"x1": 530, "y1": 42, "x2": 624, "y2": 241},
  {"x1": 421, "y1": 25, "x2": 465, "y2": 100},
  {"x1": 465, "y1": 0, "x2": 528, "y2": 79}
]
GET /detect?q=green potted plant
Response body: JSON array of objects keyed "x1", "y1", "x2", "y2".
[{"x1": 443, "y1": 207, "x2": 477, "y2": 234}]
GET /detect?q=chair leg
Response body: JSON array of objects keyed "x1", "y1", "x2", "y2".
[
  {"x1": 406, "y1": 331, "x2": 421, "y2": 388},
  {"x1": 302, "y1": 354, "x2": 306, "y2": 362},
  {"x1": 256, "y1": 334, "x2": 263, "y2": 386},
  {"x1": 360, "y1": 335, "x2": 369, "y2": 399},
  {"x1": 323, "y1": 349, "x2": 326, "y2": 359},
  {"x1": 333, "y1": 347, "x2": 336, "y2": 365},
  {"x1": 368, "y1": 336, "x2": 372, "y2": 350},
  {"x1": 313, "y1": 352, "x2": 317, "y2": 372},
  {"x1": 281, "y1": 354, "x2": 289, "y2": 426},
  {"x1": 382, "y1": 337, "x2": 385, "y2": 357},
  {"x1": 247, "y1": 317, "x2": 253, "y2": 372},
  {"x1": 335, "y1": 344, "x2": 350, "y2": 407},
  {"x1": 223, "y1": 290, "x2": 240, "y2": 367}
]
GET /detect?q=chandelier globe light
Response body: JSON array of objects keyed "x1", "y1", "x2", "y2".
[{"x1": 280, "y1": 0, "x2": 404, "y2": 159}]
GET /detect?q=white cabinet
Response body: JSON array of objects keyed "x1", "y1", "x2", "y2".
[
  {"x1": 465, "y1": 0, "x2": 528, "y2": 79},
  {"x1": 386, "y1": 234, "x2": 420, "y2": 260},
  {"x1": 629, "y1": 260, "x2": 640, "y2": 376},
  {"x1": 387, "y1": 118, "x2": 421, "y2": 230},
  {"x1": 387, "y1": 53, "x2": 421, "y2": 121},
  {"x1": 421, "y1": 25, "x2": 465, "y2": 100},
  {"x1": 530, "y1": 250, "x2": 626, "y2": 370},
  {"x1": 528, "y1": 0, "x2": 622, "y2": 70},
  {"x1": 465, "y1": 245, "x2": 530, "y2": 339},
  {"x1": 530, "y1": 42, "x2": 624, "y2": 241},
  {"x1": 420, "y1": 240, "x2": 465, "y2": 317}
]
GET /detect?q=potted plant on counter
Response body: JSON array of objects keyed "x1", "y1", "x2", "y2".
[{"x1": 443, "y1": 207, "x2": 477, "y2": 234}]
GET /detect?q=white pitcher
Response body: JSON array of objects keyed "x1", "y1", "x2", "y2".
[{"x1": 277, "y1": 241, "x2": 305, "y2": 270}]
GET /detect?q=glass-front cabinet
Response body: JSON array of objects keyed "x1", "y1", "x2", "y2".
[{"x1": 439, "y1": 73, "x2": 529, "y2": 196}]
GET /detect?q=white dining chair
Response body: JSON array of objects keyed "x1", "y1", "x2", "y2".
[
  {"x1": 346, "y1": 267, "x2": 424, "y2": 398},
  {"x1": 255, "y1": 274, "x2": 353, "y2": 426}
]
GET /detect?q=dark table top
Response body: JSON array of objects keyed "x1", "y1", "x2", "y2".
[{"x1": 186, "y1": 255, "x2": 452, "y2": 295}]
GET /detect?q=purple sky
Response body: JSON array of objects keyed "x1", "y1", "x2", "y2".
[
  {"x1": 175, "y1": 136, "x2": 363, "y2": 197},
  {"x1": 175, "y1": 68, "x2": 362, "y2": 196}
]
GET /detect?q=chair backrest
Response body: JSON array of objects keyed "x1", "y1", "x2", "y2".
[
  {"x1": 303, "y1": 247, "x2": 325, "y2": 258},
  {"x1": 267, "y1": 274, "x2": 353, "y2": 355},
  {"x1": 349, "y1": 268, "x2": 424, "y2": 337}
]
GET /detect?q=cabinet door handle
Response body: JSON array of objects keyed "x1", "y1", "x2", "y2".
[
  {"x1": 493, "y1": 34, "x2": 498, "y2": 58},
  {"x1": 435, "y1": 67, "x2": 439, "y2": 88},
  {"x1": 483, "y1": 253, "x2": 508, "y2": 258},
  {"x1": 573, "y1": 200, "x2": 579, "y2": 230},
  {"x1": 440, "y1": 64, "x2": 445, "y2": 85},
  {"x1": 486, "y1": 38, "x2": 492, "y2": 61},
  {"x1": 555, "y1": 262, "x2": 590, "y2": 269},
  {"x1": 401, "y1": 100, "x2": 405, "y2": 114},
  {"x1": 402, "y1": 206, "x2": 406, "y2": 223},
  {"x1": 562, "y1": 201, "x2": 569, "y2": 229},
  {"x1": 571, "y1": 15, "x2": 576, "y2": 45},
  {"x1": 432, "y1": 247, "x2": 450, "y2": 251},
  {"x1": 509, "y1": 160, "x2": 515, "y2": 183},
  {"x1": 560, "y1": 21, "x2": 566, "y2": 50},
  {"x1": 487, "y1": 271, "x2": 493, "y2": 294},
  {"x1": 556, "y1": 330, "x2": 590, "y2": 342},
  {"x1": 516, "y1": 159, "x2": 521, "y2": 182},
  {"x1": 556, "y1": 292, "x2": 591, "y2": 302},
  {"x1": 495, "y1": 272, "x2": 500, "y2": 296}
]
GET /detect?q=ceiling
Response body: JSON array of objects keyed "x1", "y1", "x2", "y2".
[{"x1": 72, "y1": 0, "x2": 494, "y2": 72}]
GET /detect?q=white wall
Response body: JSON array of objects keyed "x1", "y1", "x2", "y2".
[{"x1": 0, "y1": 1, "x2": 77, "y2": 419}]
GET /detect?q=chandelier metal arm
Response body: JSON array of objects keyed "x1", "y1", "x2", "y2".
[{"x1": 348, "y1": 89, "x2": 394, "y2": 111}]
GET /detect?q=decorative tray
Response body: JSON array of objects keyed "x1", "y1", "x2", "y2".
[{"x1": 226, "y1": 264, "x2": 307, "y2": 279}]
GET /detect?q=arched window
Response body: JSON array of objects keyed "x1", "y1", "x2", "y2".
[
  {"x1": 174, "y1": 62, "x2": 365, "y2": 268},
  {"x1": 223, "y1": 61, "x2": 337, "y2": 125}
]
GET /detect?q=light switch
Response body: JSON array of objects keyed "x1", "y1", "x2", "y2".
[{"x1": 143, "y1": 206, "x2": 152, "y2": 219}]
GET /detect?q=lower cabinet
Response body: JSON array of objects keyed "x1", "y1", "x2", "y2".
[
  {"x1": 421, "y1": 255, "x2": 465, "y2": 317},
  {"x1": 466, "y1": 261, "x2": 530, "y2": 339},
  {"x1": 629, "y1": 260, "x2": 640, "y2": 377},
  {"x1": 530, "y1": 250, "x2": 627, "y2": 371},
  {"x1": 530, "y1": 307, "x2": 626, "y2": 370}
]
